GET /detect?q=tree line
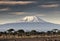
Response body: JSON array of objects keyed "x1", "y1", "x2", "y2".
[{"x1": 0, "y1": 29, "x2": 60, "y2": 36}]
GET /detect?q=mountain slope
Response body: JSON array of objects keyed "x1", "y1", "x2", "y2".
[{"x1": 0, "y1": 16, "x2": 60, "y2": 31}]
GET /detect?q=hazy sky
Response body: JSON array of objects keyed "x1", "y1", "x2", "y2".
[{"x1": 0, "y1": 0, "x2": 60, "y2": 24}]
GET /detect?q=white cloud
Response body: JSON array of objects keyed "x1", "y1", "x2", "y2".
[
  {"x1": 0, "y1": 8, "x2": 10, "y2": 11},
  {"x1": 11, "y1": 12, "x2": 25, "y2": 15},
  {"x1": 9, "y1": 12, "x2": 45, "y2": 16},
  {"x1": 39, "y1": 4, "x2": 59, "y2": 8},
  {"x1": 0, "y1": 1, "x2": 36, "y2": 5}
]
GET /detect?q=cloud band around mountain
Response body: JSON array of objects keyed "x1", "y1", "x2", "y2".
[
  {"x1": 38, "y1": 4, "x2": 59, "y2": 8},
  {"x1": 0, "y1": 1, "x2": 36, "y2": 5}
]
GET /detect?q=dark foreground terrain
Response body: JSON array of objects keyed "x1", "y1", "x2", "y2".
[{"x1": 0, "y1": 37, "x2": 60, "y2": 41}]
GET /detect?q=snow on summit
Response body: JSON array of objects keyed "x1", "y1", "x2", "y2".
[{"x1": 20, "y1": 16, "x2": 45, "y2": 22}]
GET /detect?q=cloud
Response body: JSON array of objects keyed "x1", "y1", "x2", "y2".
[
  {"x1": 9, "y1": 12, "x2": 45, "y2": 16},
  {"x1": 0, "y1": 8, "x2": 10, "y2": 11},
  {"x1": 10, "y1": 12, "x2": 25, "y2": 15},
  {"x1": 0, "y1": 1, "x2": 36, "y2": 5},
  {"x1": 39, "y1": 4, "x2": 59, "y2": 8},
  {"x1": 49, "y1": 11, "x2": 60, "y2": 16}
]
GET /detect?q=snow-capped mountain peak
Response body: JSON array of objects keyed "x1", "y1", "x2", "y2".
[
  {"x1": 23, "y1": 16, "x2": 34, "y2": 22},
  {"x1": 20, "y1": 16, "x2": 45, "y2": 22}
]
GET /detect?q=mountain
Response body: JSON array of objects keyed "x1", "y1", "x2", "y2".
[
  {"x1": 0, "y1": 16, "x2": 60, "y2": 31},
  {"x1": 19, "y1": 16, "x2": 45, "y2": 22}
]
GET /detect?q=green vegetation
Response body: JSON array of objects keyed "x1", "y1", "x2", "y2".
[
  {"x1": 0, "y1": 29, "x2": 60, "y2": 35},
  {"x1": 0, "y1": 29, "x2": 60, "y2": 39}
]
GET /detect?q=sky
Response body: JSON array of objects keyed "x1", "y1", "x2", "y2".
[{"x1": 0, "y1": 0, "x2": 60, "y2": 24}]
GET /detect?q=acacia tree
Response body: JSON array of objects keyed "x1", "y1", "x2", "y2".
[
  {"x1": 30, "y1": 30, "x2": 37, "y2": 35},
  {"x1": 52, "y1": 29, "x2": 59, "y2": 35},
  {"x1": 47, "y1": 31, "x2": 52, "y2": 35},
  {"x1": 17, "y1": 29, "x2": 25, "y2": 36},
  {"x1": 7, "y1": 29, "x2": 15, "y2": 38},
  {"x1": 52, "y1": 29, "x2": 58, "y2": 32},
  {"x1": 7, "y1": 29, "x2": 14, "y2": 34}
]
